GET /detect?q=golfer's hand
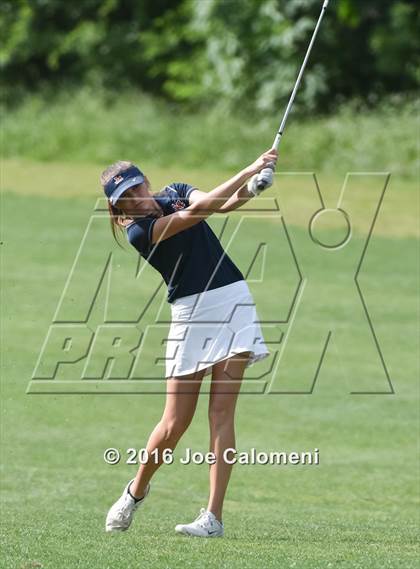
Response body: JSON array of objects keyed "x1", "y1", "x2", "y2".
[{"x1": 246, "y1": 148, "x2": 278, "y2": 177}]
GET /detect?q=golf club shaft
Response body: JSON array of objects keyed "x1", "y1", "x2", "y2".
[{"x1": 273, "y1": 0, "x2": 329, "y2": 151}]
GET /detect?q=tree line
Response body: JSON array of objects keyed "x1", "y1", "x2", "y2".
[{"x1": 1, "y1": 0, "x2": 418, "y2": 112}]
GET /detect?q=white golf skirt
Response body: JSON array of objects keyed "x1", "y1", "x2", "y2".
[{"x1": 165, "y1": 279, "x2": 270, "y2": 378}]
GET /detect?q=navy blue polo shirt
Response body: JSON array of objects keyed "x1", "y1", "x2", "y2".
[{"x1": 126, "y1": 182, "x2": 244, "y2": 303}]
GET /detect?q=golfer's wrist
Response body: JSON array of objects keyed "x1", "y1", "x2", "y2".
[
  {"x1": 245, "y1": 184, "x2": 256, "y2": 198},
  {"x1": 236, "y1": 182, "x2": 256, "y2": 200},
  {"x1": 243, "y1": 165, "x2": 258, "y2": 178}
]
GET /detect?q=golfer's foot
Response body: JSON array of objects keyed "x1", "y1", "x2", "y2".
[
  {"x1": 105, "y1": 479, "x2": 151, "y2": 532},
  {"x1": 175, "y1": 507, "x2": 224, "y2": 537}
]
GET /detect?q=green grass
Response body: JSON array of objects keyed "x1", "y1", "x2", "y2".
[
  {"x1": 1, "y1": 160, "x2": 419, "y2": 568},
  {"x1": 1, "y1": 89, "x2": 418, "y2": 178}
]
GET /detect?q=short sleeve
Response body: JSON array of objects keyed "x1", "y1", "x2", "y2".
[
  {"x1": 126, "y1": 217, "x2": 157, "y2": 257},
  {"x1": 168, "y1": 182, "x2": 197, "y2": 206}
]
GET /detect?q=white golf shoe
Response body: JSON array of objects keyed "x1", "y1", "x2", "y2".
[
  {"x1": 175, "y1": 507, "x2": 224, "y2": 537},
  {"x1": 105, "y1": 479, "x2": 150, "y2": 532}
]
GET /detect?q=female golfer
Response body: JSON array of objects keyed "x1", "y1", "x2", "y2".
[{"x1": 102, "y1": 147, "x2": 277, "y2": 537}]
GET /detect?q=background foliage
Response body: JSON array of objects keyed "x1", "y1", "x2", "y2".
[
  {"x1": 1, "y1": 0, "x2": 419, "y2": 112},
  {"x1": 2, "y1": 89, "x2": 417, "y2": 177}
]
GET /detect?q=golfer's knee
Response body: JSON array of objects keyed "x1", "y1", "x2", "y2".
[{"x1": 208, "y1": 405, "x2": 234, "y2": 428}]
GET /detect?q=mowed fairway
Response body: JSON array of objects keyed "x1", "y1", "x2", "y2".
[{"x1": 1, "y1": 160, "x2": 419, "y2": 568}]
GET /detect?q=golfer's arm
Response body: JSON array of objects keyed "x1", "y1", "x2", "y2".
[
  {"x1": 150, "y1": 168, "x2": 253, "y2": 244},
  {"x1": 188, "y1": 183, "x2": 254, "y2": 213},
  {"x1": 188, "y1": 168, "x2": 253, "y2": 214},
  {"x1": 216, "y1": 184, "x2": 254, "y2": 212}
]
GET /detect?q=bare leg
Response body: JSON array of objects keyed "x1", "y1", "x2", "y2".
[
  {"x1": 130, "y1": 368, "x2": 207, "y2": 498},
  {"x1": 206, "y1": 351, "x2": 250, "y2": 522}
]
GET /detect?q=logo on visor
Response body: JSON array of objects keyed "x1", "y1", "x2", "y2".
[{"x1": 113, "y1": 175, "x2": 124, "y2": 185}]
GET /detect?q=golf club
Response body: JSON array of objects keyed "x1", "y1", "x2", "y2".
[{"x1": 255, "y1": 0, "x2": 330, "y2": 192}]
